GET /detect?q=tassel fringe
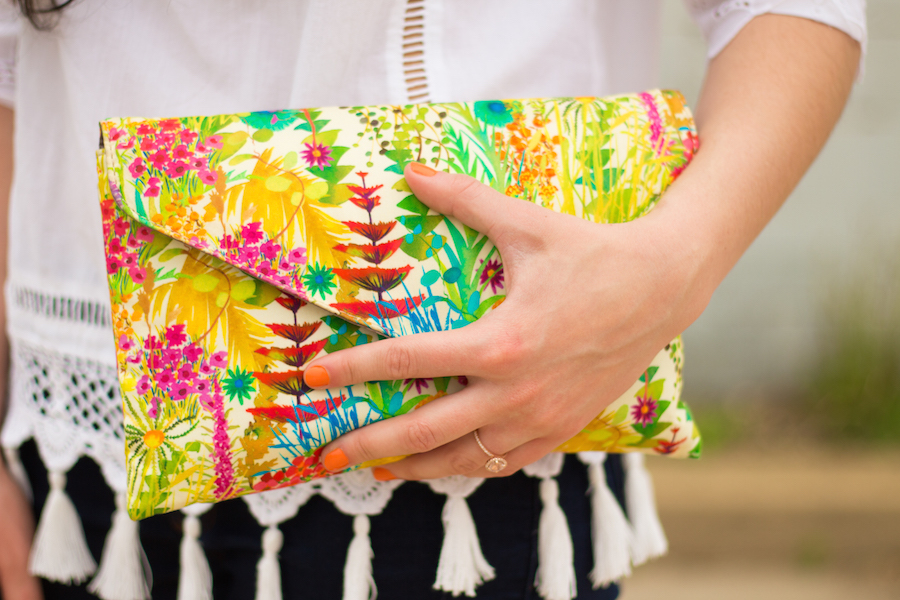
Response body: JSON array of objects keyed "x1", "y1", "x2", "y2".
[
  {"x1": 29, "y1": 470, "x2": 97, "y2": 584},
  {"x1": 582, "y1": 454, "x2": 633, "y2": 588},
  {"x1": 3, "y1": 445, "x2": 33, "y2": 501},
  {"x1": 433, "y1": 493, "x2": 495, "y2": 597},
  {"x1": 343, "y1": 514, "x2": 376, "y2": 600},
  {"x1": 534, "y1": 477, "x2": 577, "y2": 600},
  {"x1": 623, "y1": 453, "x2": 668, "y2": 565},
  {"x1": 87, "y1": 493, "x2": 151, "y2": 600},
  {"x1": 255, "y1": 525, "x2": 283, "y2": 600},
  {"x1": 178, "y1": 511, "x2": 212, "y2": 600}
]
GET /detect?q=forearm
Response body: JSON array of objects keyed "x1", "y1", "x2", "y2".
[{"x1": 650, "y1": 14, "x2": 861, "y2": 306}]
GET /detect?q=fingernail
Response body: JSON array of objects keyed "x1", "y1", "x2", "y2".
[
  {"x1": 323, "y1": 448, "x2": 349, "y2": 471},
  {"x1": 305, "y1": 365, "x2": 330, "y2": 387},
  {"x1": 408, "y1": 162, "x2": 436, "y2": 177},
  {"x1": 373, "y1": 467, "x2": 396, "y2": 481}
]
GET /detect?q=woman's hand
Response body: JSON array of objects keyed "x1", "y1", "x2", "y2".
[
  {"x1": 304, "y1": 163, "x2": 713, "y2": 480},
  {"x1": 0, "y1": 461, "x2": 43, "y2": 600},
  {"x1": 304, "y1": 14, "x2": 861, "y2": 481}
]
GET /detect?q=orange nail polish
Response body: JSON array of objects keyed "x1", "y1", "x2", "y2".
[
  {"x1": 373, "y1": 467, "x2": 396, "y2": 481},
  {"x1": 323, "y1": 448, "x2": 349, "y2": 471},
  {"x1": 305, "y1": 365, "x2": 330, "y2": 387},
  {"x1": 408, "y1": 162, "x2": 436, "y2": 177}
]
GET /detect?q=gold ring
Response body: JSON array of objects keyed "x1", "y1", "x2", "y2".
[{"x1": 473, "y1": 429, "x2": 508, "y2": 473}]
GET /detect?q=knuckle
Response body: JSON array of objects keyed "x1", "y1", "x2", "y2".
[
  {"x1": 448, "y1": 451, "x2": 483, "y2": 475},
  {"x1": 384, "y1": 343, "x2": 414, "y2": 380},
  {"x1": 405, "y1": 419, "x2": 439, "y2": 454},
  {"x1": 481, "y1": 330, "x2": 528, "y2": 373}
]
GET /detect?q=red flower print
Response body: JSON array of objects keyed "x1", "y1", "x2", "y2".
[
  {"x1": 150, "y1": 150, "x2": 168, "y2": 170},
  {"x1": 108, "y1": 239, "x2": 124, "y2": 254},
  {"x1": 206, "y1": 135, "x2": 223, "y2": 149},
  {"x1": 113, "y1": 219, "x2": 130, "y2": 237},
  {"x1": 301, "y1": 143, "x2": 332, "y2": 169},
  {"x1": 136, "y1": 124, "x2": 155, "y2": 136},
  {"x1": 159, "y1": 118, "x2": 181, "y2": 131},
  {"x1": 140, "y1": 137, "x2": 158, "y2": 152},
  {"x1": 180, "y1": 130, "x2": 199, "y2": 144},
  {"x1": 631, "y1": 394, "x2": 658, "y2": 427}
]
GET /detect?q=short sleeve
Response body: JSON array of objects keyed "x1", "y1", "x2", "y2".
[
  {"x1": 683, "y1": 0, "x2": 866, "y2": 70},
  {"x1": 0, "y1": 2, "x2": 18, "y2": 108}
]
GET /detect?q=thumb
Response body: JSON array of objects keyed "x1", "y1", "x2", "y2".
[{"x1": 404, "y1": 162, "x2": 538, "y2": 245}]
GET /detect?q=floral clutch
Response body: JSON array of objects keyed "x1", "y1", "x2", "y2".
[{"x1": 97, "y1": 91, "x2": 702, "y2": 519}]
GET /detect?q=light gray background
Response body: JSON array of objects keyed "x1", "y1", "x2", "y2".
[{"x1": 659, "y1": 0, "x2": 899, "y2": 400}]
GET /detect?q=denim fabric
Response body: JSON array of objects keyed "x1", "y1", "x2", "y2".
[{"x1": 22, "y1": 440, "x2": 622, "y2": 600}]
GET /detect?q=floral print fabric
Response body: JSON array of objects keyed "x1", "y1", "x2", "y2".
[{"x1": 98, "y1": 91, "x2": 702, "y2": 519}]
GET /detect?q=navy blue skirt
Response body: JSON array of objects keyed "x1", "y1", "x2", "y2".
[{"x1": 21, "y1": 440, "x2": 622, "y2": 600}]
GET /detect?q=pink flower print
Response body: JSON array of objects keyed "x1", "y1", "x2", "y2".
[
  {"x1": 171, "y1": 381, "x2": 194, "y2": 401},
  {"x1": 126, "y1": 236, "x2": 141, "y2": 248},
  {"x1": 127, "y1": 352, "x2": 143, "y2": 365},
  {"x1": 166, "y1": 324, "x2": 187, "y2": 346},
  {"x1": 221, "y1": 235, "x2": 239, "y2": 251},
  {"x1": 183, "y1": 344, "x2": 203, "y2": 363},
  {"x1": 260, "y1": 239, "x2": 281, "y2": 260},
  {"x1": 166, "y1": 161, "x2": 189, "y2": 179},
  {"x1": 238, "y1": 245, "x2": 259, "y2": 266},
  {"x1": 241, "y1": 222, "x2": 264, "y2": 245},
  {"x1": 180, "y1": 129, "x2": 198, "y2": 144},
  {"x1": 106, "y1": 256, "x2": 122, "y2": 274},
  {"x1": 172, "y1": 144, "x2": 191, "y2": 161},
  {"x1": 108, "y1": 238, "x2": 124, "y2": 254},
  {"x1": 190, "y1": 157, "x2": 205, "y2": 170},
  {"x1": 162, "y1": 348, "x2": 182, "y2": 366},
  {"x1": 195, "y1": 142, "x2": 209, "y2": 154},
  {"x1": 288, "y1": 247, "x2": 306, "y2": 265},
  {"x1": 206, "y1": 135, "x2": 223, "y2": 149},
  {"x1": 128, "y1": 157, "x2": 147, "y2": 179},
  {"x1": 136, "y1": 375, "x2": 151, "y2": 395},
  {"x1": 199, "y1": 362, "x2": 215, "y2": 376},
  {"x1": 150, "y1": 150, "x2": 168, "y2": 170},
  {"x1": 145, "y1": 335, "x2": 163, "y2": 350},
  {"x1": 301, "y1": 142, "x2": 332, "y2": 169},
  {"x1": 159, "y1": 131, "x2": 176, "y2": 147},
  {"x1": 159, "y1": 118, "x2": 181, "y2": 132},
  {"x1": 631, "y1": 394, "x2": 658, "y2": 427},
  {"x1": 210, "y1": 351, "x2": 228, "y2": 368},
  {"x1": 118, "y1": 137, "x2": 135, "y2": 151},
  {"x1": 280, "y1": 260, "x2": 292, "y2": 270},
  {"x1": 147, "y1": 397, "x2": 160, "y2": 419},
  {"x1": 145, "y1": 178, "x2": 161, "y2": 198},
  {"x1": 119, "y1": 334, "x2": 135, "y2": 352},
  {"x1": 155, "y1": 369, "x2": 177, "y2": 390},
  {"x1": 113, "y1": 218, "x2": 130, "y2": 237},
  {"x1": 199, "y1": 169, "x2": 217, "y2": 186},
  {"x1": 107, "y1": 127, "x2": 126, "y2": 141},
  {"x1": 121, "y1": 253, "x2": 137, "y2": 267},
  {"x1": 194, "y1": 379, "x2": 212, "y2": 395},
  {"x1": 135, "y1": 226, "x2": 155, "y2": 243},
  {"x1": 136, "y1": 123, "x2": 155, "y2": 136},
  {"x1": 257, "y1": 264, "x2": 273, "y2": 276},
  {"x1": 177, "y1": 364, "x2": 195, "y2": 380},
  {"x1": 140, "y1": 137, "x2": 158, "y2": 152},
  {"x1": 199, "y1": 393, "x2": 214, "y2": 411},
  {"x1": 129, "y1": 266, "x2": 146, "y2": 284}
]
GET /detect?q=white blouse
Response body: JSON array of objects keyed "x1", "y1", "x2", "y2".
[{"x1": 0, "y1": 0, "x2": 865, "y2": 596}]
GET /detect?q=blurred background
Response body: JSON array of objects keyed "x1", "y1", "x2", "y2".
[{"x1": 625, "y1": 2, "x2": 900, "y2": 598}]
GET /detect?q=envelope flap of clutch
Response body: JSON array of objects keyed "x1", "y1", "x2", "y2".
[{"x1": 99, "y1": 92, "x2": 698, "y2": 341}]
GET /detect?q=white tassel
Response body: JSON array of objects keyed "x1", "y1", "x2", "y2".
[
  {"x1": 29, "y1": 470, "x2": 97, "y2": 583},
  {"x1": 623, "y1": 453, "x2": 668, "y2": 565},
  {"x1": 178, "y1": 511, "x2": 212, "y2": 600},
  {"x1": 3, "y1": 445, "x2": 33, "y2": 501},
  {"x1": 87, "y1": 493, "x2": 151, "y2": 600},
  {"x1": 534, "y1": 478, "x2": 577, "y2": 600},
  {"x1": 255, "y1": 525, "x2": 283, "y2": 600},
  {"x1": 343, "y1": 514, "x2": 376, "y2": 600},
  {"x1": 433, "y1": 493, "x2": 495, "y2": 597},
  {"x1": 583, "y1": 454, "x2": 633, "y2": 588}
]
